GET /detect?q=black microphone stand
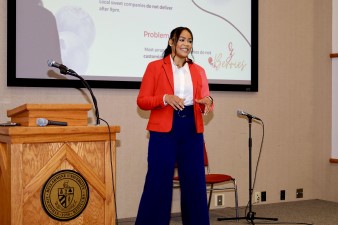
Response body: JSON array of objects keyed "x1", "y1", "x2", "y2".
[
  {"x1": 59, "y1": 67, "x2": 100, "y2": 125},
  {"x1": 218, "y1": 116, "x2": 278, "y2": 224}
]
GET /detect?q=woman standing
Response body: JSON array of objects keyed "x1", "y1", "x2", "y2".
[{"x1": 136, "y1": 27, "x2": 213, "y2": 225}]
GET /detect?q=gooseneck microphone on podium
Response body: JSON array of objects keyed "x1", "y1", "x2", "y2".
[
  {"x1": 36, "y1": 118, "x2": 67, "y2": 126},
  {"x1": 47, "y1": 60, "x2": 69, "y2": 74},
  {"x1": 47, "y1": 59, "x2": 100, "y2": 125}
]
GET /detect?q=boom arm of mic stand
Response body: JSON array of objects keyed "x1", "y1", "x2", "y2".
[{"x1": 66, "y1": 69, "x2": 100, "y2": 125}]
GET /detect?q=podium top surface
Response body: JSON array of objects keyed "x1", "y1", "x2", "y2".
[
  {"x1": 7, "y1": 104, "x2": 93, "y2": 127},
  {"x1": 7, "y1": 104, "x2": 92, "y2": 117},
  {"x1": 0, "y1": 125, "x2": 120, "y2": 144}
]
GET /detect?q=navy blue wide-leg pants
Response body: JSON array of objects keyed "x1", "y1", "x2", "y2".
[{"x1": 135, "y1": 106, "x2": 210, "y2": 225}]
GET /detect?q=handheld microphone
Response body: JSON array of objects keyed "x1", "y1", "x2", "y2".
[
  {"x1": 237, "y1": 110, "x2": 262, "y2": 121},
  {"x1": 36, "y1": 118, "x2": 68, "y2": 126}
]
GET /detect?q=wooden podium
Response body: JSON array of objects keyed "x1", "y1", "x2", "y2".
[{"x1": 0, "y1": 104, "x2": 120, "y2": 225}]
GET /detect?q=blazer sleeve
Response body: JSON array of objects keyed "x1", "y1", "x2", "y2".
[
  {"x1": 137, "y1": 61, "x2": 167, "y2": 111},
  {"x1": 199, "y1": 66, "x2": 210, "y2": 98},
  {"x1": 194, "y1": 64, "x2": 214, "y2": 111}
]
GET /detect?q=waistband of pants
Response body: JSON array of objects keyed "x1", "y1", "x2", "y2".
[{"x1": 174, "y1": 105, "x2": 194, "y2": 118}]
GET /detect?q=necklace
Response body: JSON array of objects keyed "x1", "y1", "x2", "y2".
[
  {"x1": 173, "y1": 60, "x2": 185, "y2": 68},
  {"x1": 171, "y1": 55, "x2": 185, "y2": 68}
]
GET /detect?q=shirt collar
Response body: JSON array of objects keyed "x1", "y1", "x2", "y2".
[{"x1": 170, "y1": 56, "x2": 189, "y2": 73}]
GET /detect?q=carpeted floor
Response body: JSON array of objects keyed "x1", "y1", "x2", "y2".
[{"x1": 118, "y1": 199, "x2": 338, "y2": 225}]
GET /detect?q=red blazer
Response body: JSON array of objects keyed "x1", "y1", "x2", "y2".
[{"x1": 137, "y1": 55, "x2": 211, "y2": 133}]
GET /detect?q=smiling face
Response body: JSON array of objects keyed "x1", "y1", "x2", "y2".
[{"x1": 169, "y1": 29, "x2": 193, "y2": 62}]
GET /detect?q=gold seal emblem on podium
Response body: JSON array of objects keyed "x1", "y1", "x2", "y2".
[{"x1": 41, "y1": 170, "x2": 89, "y2": 221}]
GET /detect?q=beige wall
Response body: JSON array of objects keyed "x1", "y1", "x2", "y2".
[{"x1": 1, "y1": 0, "x2": 337, "y2": 219}]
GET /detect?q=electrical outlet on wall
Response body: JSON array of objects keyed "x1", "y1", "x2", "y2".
[
  {"x1": 280, "y1": 190, "x2": 286, "y2": 200},
  {"x1": 254, "y1": 192, "x2": 261, "y2": 203},
  {"x1": 215, "y1": 194, "x2": 225, "y2": 207},
  {"x1": 261, "y1": 191, "x2": 266, "y2": 202},
  {"x1": 296, "y1": 188, "x2": 303, "y2": 198}
]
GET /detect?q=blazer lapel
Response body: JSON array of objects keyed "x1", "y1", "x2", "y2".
[
  {"x1": 163, "y1": 56, "x2": 174, "y2": 91},
  {"x1": 189, "y1": 63, "x2": 199, "y2": 98}
]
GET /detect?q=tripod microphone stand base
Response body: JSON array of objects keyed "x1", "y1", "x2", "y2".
[{"x1": 217, "y1": 211, "x2": 278, "y2": 223}]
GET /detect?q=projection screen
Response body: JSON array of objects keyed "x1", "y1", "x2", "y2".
[{"x1": 7, "y1": 0, "x2": 258, "y2": 91}]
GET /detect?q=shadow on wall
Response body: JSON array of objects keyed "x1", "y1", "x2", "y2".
[{"x1": 16, "y1": 0, "x2": 62, "y2": 79}]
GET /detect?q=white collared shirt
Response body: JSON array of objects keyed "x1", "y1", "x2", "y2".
[{"x1": 170, "y1": 57, "x2": 194, "y2": 106}]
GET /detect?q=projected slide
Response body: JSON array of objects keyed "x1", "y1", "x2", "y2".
[{"x1": 13, "y1": 0, "x2": 254, "y2": 89}]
